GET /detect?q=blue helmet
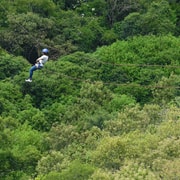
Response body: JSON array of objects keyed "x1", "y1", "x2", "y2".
[{"x1": 42, "y1": 48, "x2": 49, "y2": 53}]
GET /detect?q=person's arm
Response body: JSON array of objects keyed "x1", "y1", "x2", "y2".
[{"x1": 36, "y1": 56, "x2": 43, "y2": 63}]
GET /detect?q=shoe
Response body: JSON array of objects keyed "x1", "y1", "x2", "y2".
[{"x1": 25, "y1": 79, "x2": 32, "y2": 82}]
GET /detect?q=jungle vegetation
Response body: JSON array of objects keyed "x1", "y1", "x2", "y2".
[{"x1": 0, "y1": 0, "x2": 180, "y2": 179}]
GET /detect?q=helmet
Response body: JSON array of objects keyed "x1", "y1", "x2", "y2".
[{"x1": 42, "y1": 48, "x2": 49, "y2": 53}]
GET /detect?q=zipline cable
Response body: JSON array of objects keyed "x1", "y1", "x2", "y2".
[
  {"x1": 41, "y1": 69, "x2": 180, "y2": 89},
  {"x1": 90, "y1": 58, "x2": 180, "y2": 68}
]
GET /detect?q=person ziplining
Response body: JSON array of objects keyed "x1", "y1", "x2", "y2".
[{"x1": 25, "y1": 48, "x2": 49, "y2": 82}]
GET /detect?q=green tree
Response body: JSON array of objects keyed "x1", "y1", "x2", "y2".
[
  {"x1": 36, "y1": 151, "x2": 70, "y2": 176},
  {"x1": 10, "y1": 124, "x2": 45, "y2": 176},
  {"x1": 94, "y1": 35, "x2": 179, "y2": 104},
  {"x1": 115, "y1": 0, "x2": 177, "y2": 39},
  {"x1": 0, "y1": 81, "x2": 23, "y2": 117},
  {"x1": 113, "y1": 160, "x2": 157, "y2": 180},
  {"x1": 17, "y1": 108, "x2": 48, "y2": 131},
  {"x1": 58, "y1": 160, "x2": 95, "y2": 180},
  {"x1": 113, "y1": 12, "x2": 142, "y2": 39},
  {"x1": 77, "y1": 18, "x2": 105, "y2": 52},
  {"x1": 91, "y1": 136, "x2": 128, "y2": 169},
  {"x1": 0, "y1": 117, "x2": 43, "y2": 179},
  {"x1": 90, "y1": 169, "x2": 113, "y2": 180},
  {"x1": 104, "y1": 104, "x2": 162, "y2": 135},
  {"x1": 0, "y1": 12, "x2": 54, "y2": 62},
  {"x1": 0, "y1": 50, "x2": 28, "y2": 80},
  {"x1": 5, "y1": 0, "x2": 56, "y2": 17},
  {"x1": 106, "y1": 0, "x2": 139, "y2": 26},
  {"x1": 80, "y1": 81, "x2": 112, "y2": 106},
  {"x1": 107, "y1": 94, "x2": 136, "y2": 112},
  {"x1": 37, "y1": 160, "x2": 95, "y2": 180},
  {"x1": 141, "y1": 0, "x2": 176, "y2": 35},
  {"x1": 169, "y1": 0, "x2": 180, "y2": 35},
  {"x1": 152, "y1": 74, "x2": 180, "y2": 104},
  {"x1": 46, "y1": 124, "x2": 79, "y2": 151}
]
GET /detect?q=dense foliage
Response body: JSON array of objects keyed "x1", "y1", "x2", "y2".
[
  {"x1": 0, "y1": 0, "x2": 180, "y2": 179},
  {"x1": 0, "y1": 0, "x2": 179, "y2": 61},
  {"x1": 1, "y1": 35, "x2": 180, "y2": 179}
]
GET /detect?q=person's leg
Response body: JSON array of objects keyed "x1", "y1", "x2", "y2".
[{"x1": 29, "y1": 65, "x2": 37, "y2": 80}]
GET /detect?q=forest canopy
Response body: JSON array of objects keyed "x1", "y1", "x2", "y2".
[
  {"x1": 0, "y1": 0, "x2": 180, "y2": 179},
  {"x1": 0, "y1": 0, "x2": 179, "y2": 61}
]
